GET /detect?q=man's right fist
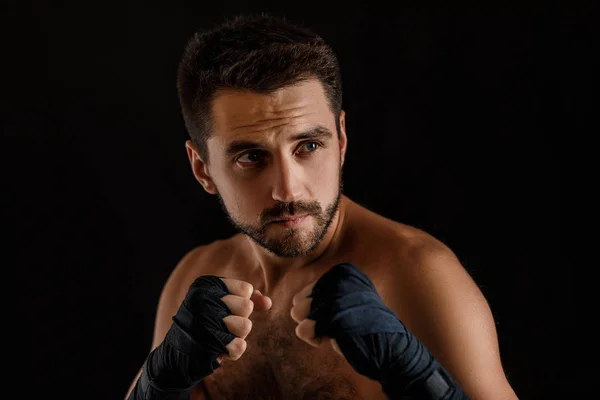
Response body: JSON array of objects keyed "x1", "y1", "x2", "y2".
[
  {"x1": 129, "y1": 276, "x2": 272, "y2": 398},
  {"x1": 216, "y1": 278, "x2": 273, "y2": 362}
]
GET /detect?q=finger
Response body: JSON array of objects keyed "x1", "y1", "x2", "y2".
[
  {"x1": 223, "y1": 315, "x2": 253, "y2": 339},
  {"x1": 225, "y1": 337, "x2": 247, "y2": 361},
  {"x1": 220, "y1": 278, "x2": 254, "y2": 298},
  {"x1": 250, "y1": 289, "x2": 273, "y2": 312},
  {"x1": 294, "y1": 319, "x2": 321, "y2": 347},
  {"x1": 221, "y1": 294, "x2": 254, "y2": 318},
  {"x1": 292, "y1": 280, "x2": 317, "y2": 306},
  {"x1": 290, "y1": 297, "x2": 312, "y2": 323}
]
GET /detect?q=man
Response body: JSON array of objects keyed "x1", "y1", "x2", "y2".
[{"x1": 125, "y1": 13, "x2": 518, "y2": 400}]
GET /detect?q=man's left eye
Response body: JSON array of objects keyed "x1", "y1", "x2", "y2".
[{"x1": 300, "y1": 142, "x2": 320, "y2": 153}]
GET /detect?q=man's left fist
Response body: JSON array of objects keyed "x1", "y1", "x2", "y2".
[
  {"x1": 291, "y1": 263, "x2": 465, "y2": 399},
  {"x1": 291, "y1": 273, "x2": 344, "y2": 355},
  {"x1": 291, "y1": 263, "x2": 431, "y2": 386}
]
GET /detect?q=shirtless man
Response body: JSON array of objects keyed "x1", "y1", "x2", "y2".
[{"x1": 124, "y1": 13, "x2": 518, "y2": 400}]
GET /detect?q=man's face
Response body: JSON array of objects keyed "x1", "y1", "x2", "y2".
[{"x1": 194, "y1": 79, "x2": 347, "y2": 258}]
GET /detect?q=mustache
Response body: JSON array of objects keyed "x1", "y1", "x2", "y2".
[{"x1": 263, "y1": 201, "x2": 321, "y2": 223}]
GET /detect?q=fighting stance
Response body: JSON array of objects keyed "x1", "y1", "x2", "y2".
[{"x1": 125, "y1": 13, "x2": 518, "y2": 400}]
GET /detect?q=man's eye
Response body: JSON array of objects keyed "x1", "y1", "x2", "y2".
[
  {"x1": 299, "y1": 142, "x2": 320, "y2": 153},
  {"x1": 236, "y1": 142, "x2": 320, "y2": 165},
  {"x1": 236, "y1": 151, "x2": 263, "y2": 164}
]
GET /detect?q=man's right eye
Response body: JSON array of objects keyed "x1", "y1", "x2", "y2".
[{"x1": 236, "y1": 151, "x2": 264, "y2": 164}]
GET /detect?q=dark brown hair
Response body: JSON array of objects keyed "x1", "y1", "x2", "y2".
[{"x1": 176, "y1": 13, "x2": 343, "y2": 163}]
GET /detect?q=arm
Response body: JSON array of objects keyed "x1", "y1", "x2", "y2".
[
  {"x1": 386, "y1": 239, "x2": 518, "y2": 400},
  {"x1": 123, "y1": 246, "x2": 207, "y2": 400}
]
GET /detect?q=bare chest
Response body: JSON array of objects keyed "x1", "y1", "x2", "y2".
[
  {"x1": 188, "y1": 230, "x2": 404, "y2": 399},
  {"x1": 196, "y1": 311, "x2": 385, "y2": 400}
]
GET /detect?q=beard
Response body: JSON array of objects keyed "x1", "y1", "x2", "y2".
[{"x1": 215, "y1": 170, "x2": 344, "y2": 258}]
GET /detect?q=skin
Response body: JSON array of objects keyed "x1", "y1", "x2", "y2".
[
  {"x1": 194, "y1": 78, "x2": 347, "y2": 284},
  {"x1": 124, "y1": 78, "x2": 519, "y2": 400}
]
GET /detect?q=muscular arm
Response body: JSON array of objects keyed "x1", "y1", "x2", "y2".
[
  {"x1": 123, "y1": 246, "x2": 207, "y2": 400},
  {"x1": 385, "y1": 238, "x2": 518, "y2": 400}
]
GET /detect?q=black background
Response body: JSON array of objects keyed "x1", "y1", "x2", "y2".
[{"x1": 5, "y1": 2, "x2": 587, "y2": 399}]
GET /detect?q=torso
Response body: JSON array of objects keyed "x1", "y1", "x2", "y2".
[
  {"x1": 198, "y1": 305, "x2": 376, "y2": 400},
  {"x1": 184, "y1": 197, "x2": 431, "y2": 399}
]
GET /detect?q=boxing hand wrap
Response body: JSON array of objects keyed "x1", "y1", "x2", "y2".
[
  {"x1": 128, "y1": 276, "x2": 236, "y2": 399},
  {"x1": 307, "y1": 263, "x2": 470, "y2": 400}
]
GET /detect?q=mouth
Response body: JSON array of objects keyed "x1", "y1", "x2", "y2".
[{"x1": 270, "y1": 215, "x2": 309, "y2": 227}]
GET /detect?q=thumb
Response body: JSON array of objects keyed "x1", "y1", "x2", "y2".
[
  {"x1": 250, "y1": 289, "x2": 273, "y2": 311},
  {"x1": 329, "y1": 338, "x2": 346, "y2": 360}
]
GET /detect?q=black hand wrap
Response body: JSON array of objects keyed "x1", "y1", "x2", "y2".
[
  {"x1": 307, "y1": 263, "x2": 470, "y2": 400},
  {"x1": 128, "y1": 276, "x2": 236, "y2": 400}
]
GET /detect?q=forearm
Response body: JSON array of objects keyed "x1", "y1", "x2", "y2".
[
  {"x1": 382, "y1": 358, "x2": 469, "y2": 400},
  {"x1": 126, "y1": 359, "x2": 192, "y2": 400}
]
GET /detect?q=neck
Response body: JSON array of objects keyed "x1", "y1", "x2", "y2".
[{"x1": 246, "y1": 195, "x2": 350, "y2": 291}]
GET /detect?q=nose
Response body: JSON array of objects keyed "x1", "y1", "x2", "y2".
[{"x1": 270, "y1": 155, "x2": 304, "y2": 203}]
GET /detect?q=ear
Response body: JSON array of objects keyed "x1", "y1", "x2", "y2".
[
  {"x1": 338, "y1": 110, "x2": 348, "y2": 168},
  {"x1": 185, "y1": 140, "x2": 218, "y2": 195}
]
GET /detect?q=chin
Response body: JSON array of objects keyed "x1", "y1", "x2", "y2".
[{"x1": 267, "y1": 231, "x2": 318, "y2": 257}]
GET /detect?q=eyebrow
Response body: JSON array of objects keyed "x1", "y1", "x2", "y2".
[{"x1": 224, "y1": 125, "x2": 335, "y2": 157}]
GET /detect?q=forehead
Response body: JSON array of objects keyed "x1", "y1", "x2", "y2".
[{"x1": 210, "y1": 79, "x2": 333, "y2": 140}]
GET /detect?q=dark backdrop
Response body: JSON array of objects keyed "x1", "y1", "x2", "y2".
[{"x1": 5, "y1": 2, "x2": 587, "y2": 399}]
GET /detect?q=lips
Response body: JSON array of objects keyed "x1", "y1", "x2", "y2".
[{"x1": 273, "y1": 214, "x2": 308, "y2": 223}]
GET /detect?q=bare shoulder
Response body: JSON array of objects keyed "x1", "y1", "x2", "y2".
[
  {"x1": 349, "y1": 202, "x2": 517, "y2": 398},
  {"x1": 346, "y1": 199, "x2": 450, "y2": 262},
  {"x1": 163, "y1": 235, "x2": 247, "y2": 305},
  {"x1": 348, "y1": 200, "x2": 481, "y2": 317}
]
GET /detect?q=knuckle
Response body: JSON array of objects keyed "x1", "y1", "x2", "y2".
[
  {"x1": 294, "y1": 323, "x2": 303, "y2": 337},
  {"x1": 231, "y1": 338, "x2": 247, "y2": 359},
  {"x1": 220, "y1": 294, "x2": 231, "y2": 303},
  {"x1": 243, "y1": 298, "x2": 254, "y2": 314},
  {"x1": 223, "y1": 315, "x2": 234, "y2": 328},
  {"x1": 241, "y1": 317, "x2": 253, "y2": 333},
  {"x1": 241, "y1": 282, "x2": 254, "y2": 297}
]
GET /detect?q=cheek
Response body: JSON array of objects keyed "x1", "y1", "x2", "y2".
[
  {"x1": 224, "y1": 178, "x2": 266, "y2": 218},
  {"x1": 219, "y1": 167, "x2": 259, "y2": 196},
  {"x1": 312, "y1": 155, "x2": 340, "y2": 191}
]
